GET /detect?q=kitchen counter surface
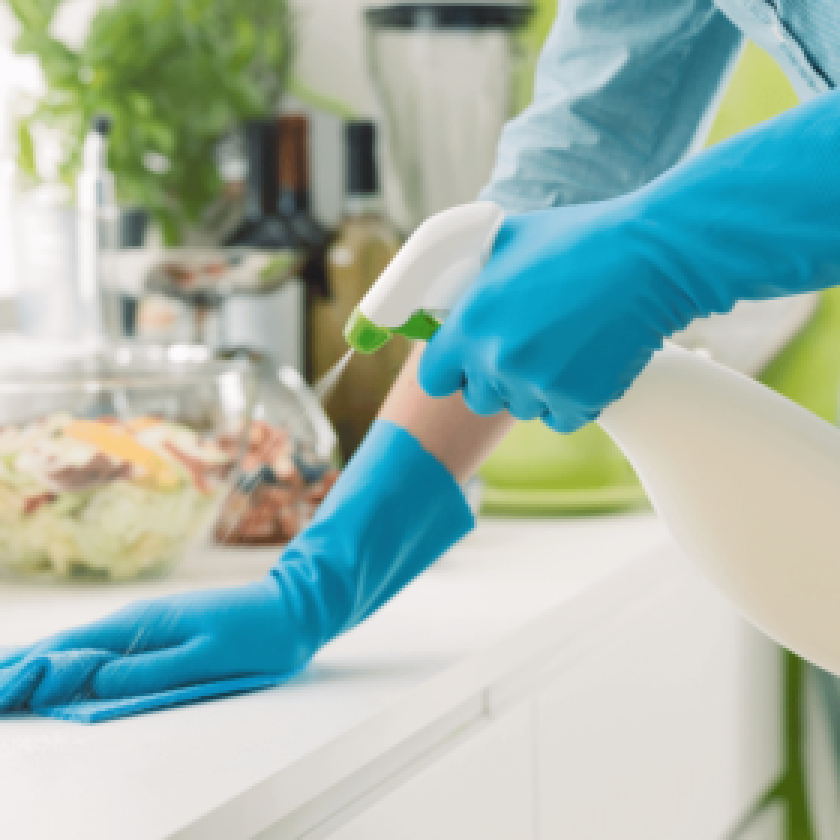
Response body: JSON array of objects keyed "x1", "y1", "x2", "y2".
[{"x1": 0, "y1": 513, "x2": 715, "y2": 838}]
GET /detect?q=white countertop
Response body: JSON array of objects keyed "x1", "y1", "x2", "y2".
[{"x1": 0, "y1": 513, "x2": 668, "y2": 839}]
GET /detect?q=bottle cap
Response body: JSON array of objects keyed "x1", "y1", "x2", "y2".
[
  {"x1": 346, "y1": 121, "x2": 378, "y2": 196},
  {"x1": 344, "y1": 306, "x2": 391, "y2": 353}
]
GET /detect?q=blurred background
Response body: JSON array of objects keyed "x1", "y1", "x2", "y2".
[{"x1": 0, "y1": 0, "x2": 838, "y2": 835}]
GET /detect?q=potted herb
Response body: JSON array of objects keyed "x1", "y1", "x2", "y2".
[{"x1": 8, "y1": 0, "x2": 294, "y2": 243}]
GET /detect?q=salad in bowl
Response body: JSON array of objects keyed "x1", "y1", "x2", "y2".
[{"x1": 0, "y1": 344, "x2": 253, "y2": 580}]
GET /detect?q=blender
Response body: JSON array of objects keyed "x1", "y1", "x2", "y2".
[{"x1": 365, "y1": 2, "x2": 534, "y2": 235}]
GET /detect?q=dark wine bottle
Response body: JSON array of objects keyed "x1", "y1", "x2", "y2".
[
  {"x1": 277, "y1": 113, "x2": 332, "y2": 312},
  {"x1": 224, "y1": 119, "x2": 299, "y2": 250},
  {"x1": 277, "y1": 114, "x2": 330, "y2": 252}
]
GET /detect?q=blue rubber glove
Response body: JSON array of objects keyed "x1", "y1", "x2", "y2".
[
  {"x1": 0, "y1": 421, "x2": 473, "y2": 720},
  {"x1": 419, "y1": 89, "x2": 840, "y2": 433}
]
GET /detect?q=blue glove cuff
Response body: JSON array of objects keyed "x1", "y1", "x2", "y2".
[{"x1": 269, "y1": 420, "x2": 474, "y2": 655}]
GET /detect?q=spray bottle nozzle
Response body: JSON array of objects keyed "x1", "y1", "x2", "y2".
[
  {"x1": 344, "y1": 307, "x2": 392, "y2": 354},
  {"x1": 343, "y1": 201, "x2": 504, "y2": 355},
  {"x1": 344, "y1": 307, "x2": 441, "y2": 355}
]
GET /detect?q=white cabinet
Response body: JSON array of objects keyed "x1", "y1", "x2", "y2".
[
  {"x1": 314, "y1": 558, "x2": 780, "y2": 840},
  {"x1": 534, "y1": 567, "x2": 782, "y2": 839},
  {"x1": 324, "y1": 703, "x2": 535, "y2": 840}
]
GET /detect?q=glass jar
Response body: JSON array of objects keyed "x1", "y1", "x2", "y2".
[{"x1": 213, "y1": 349, "x2": 340, "y2": 546}]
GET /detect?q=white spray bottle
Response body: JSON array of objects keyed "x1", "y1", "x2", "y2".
[{"x1": 345, "y1": 201, "x2": 840, "y2": 676}]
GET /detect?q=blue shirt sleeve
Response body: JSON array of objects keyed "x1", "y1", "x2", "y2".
[{"x1": 480, "y1": 0, "x2": 744, "y2": 213}]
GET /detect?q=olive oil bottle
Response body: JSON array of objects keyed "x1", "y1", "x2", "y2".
[{"x1": 310, "y1": 122, "x2": 407, "y2": 458}]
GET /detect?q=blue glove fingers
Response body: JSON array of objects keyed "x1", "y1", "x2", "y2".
[
  {"x1": 29, "y1": 650, "x2": 116, "y2": 709},
  {"x1": 542, "y1": 409, "x2": 590, "y2": 436},
  {"x1": 416, "y1": 330, "x2": 464, "y2": 399},
  {"x1": 91, "y1": 637, "x2": 214, "y2": 700},
  {"x1": 18, "y1": 606, "x2": 154, "y2": 661},
  {"x1": 29, "y1": 600, "x2": 191, "y2": 662},
  {"x1": 0, "y1": 649, "x2": 115, "y2": 712},
  {"x1": 462, "y1": 374, "x2": 506, "y2": 417},
  {"x1": 0, "y1": 660, "x2": 44, "y2": 712},
  {"x1": 0, "y1": 646, "x2": 33, "y2": 669},
  {"x1": 502, "y1": 389, "x2": 546, "y2": 421}
]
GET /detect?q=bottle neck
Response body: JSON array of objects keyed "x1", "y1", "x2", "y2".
[
  {"x1": 244, "y1": 120, "x2": 279, "y2": 222},
  {"x1": 278, "y1": 114, "x2": 310, "y2": 218},
  {"x1": 344, "y1": 191, "x2": 382, "y2": 219}
]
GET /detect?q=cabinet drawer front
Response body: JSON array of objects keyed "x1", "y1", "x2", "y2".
[
  {"x1": 536, "y1": 570, "x2": 781, "y2": 839},
  {"x1": 325, "y1": 704, "x2": 535, "y2": 840}
]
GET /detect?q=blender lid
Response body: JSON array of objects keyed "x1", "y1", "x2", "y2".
[{"x1": 365, "y1": 2, "x2": 533, "y2": 29}]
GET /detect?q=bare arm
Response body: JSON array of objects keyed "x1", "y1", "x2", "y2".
[{"x1": 379, "y1": 345, "x2": 515, "y2": 484}]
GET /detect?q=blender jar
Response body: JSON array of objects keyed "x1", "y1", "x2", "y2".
[{"x1": 365, "y1": 2, "x2": 533, "y2": 233}]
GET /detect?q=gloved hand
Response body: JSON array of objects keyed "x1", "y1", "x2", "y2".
[
  {"x1": 419, "y1": 89, "x2": 840, "y2": 433},
  {"x1": 0, "y1": 420, "x2": 473, "y2": 720}
]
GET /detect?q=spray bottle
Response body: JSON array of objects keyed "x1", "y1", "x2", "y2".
[{"x1": 344, "y1": 201, "x2": 840, "y2": 676}]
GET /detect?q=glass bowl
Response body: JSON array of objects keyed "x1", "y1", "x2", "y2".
[{"x1": 0, "y1": 343, "x2": 255, "y2": 581}]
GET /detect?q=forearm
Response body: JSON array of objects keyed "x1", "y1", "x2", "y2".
[
  {"x1": 630, "y1": 88, "x2": 840, "y2": 316},
  {"x1": 379, "y1": 345, "x2": 515, "y2": 484}
]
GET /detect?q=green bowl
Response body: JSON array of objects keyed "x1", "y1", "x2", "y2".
[
  {"x1": 479, "y1": 419, "x2": 638, "y2": 491},
  {"x1": 760, "y1": 287, "x2": 840, "y2": 424},
  {"x1": 478, "y1": 419, "x2": 644, "y2": 515}
]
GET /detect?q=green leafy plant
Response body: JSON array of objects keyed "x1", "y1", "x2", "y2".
[{"x1": 8, "y1": 0, "x2": 294, "y2": 243}]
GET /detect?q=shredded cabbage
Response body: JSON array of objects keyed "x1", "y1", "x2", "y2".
[{"x1": 0, "y1": 416, "x2": 229, "y2": 580}]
